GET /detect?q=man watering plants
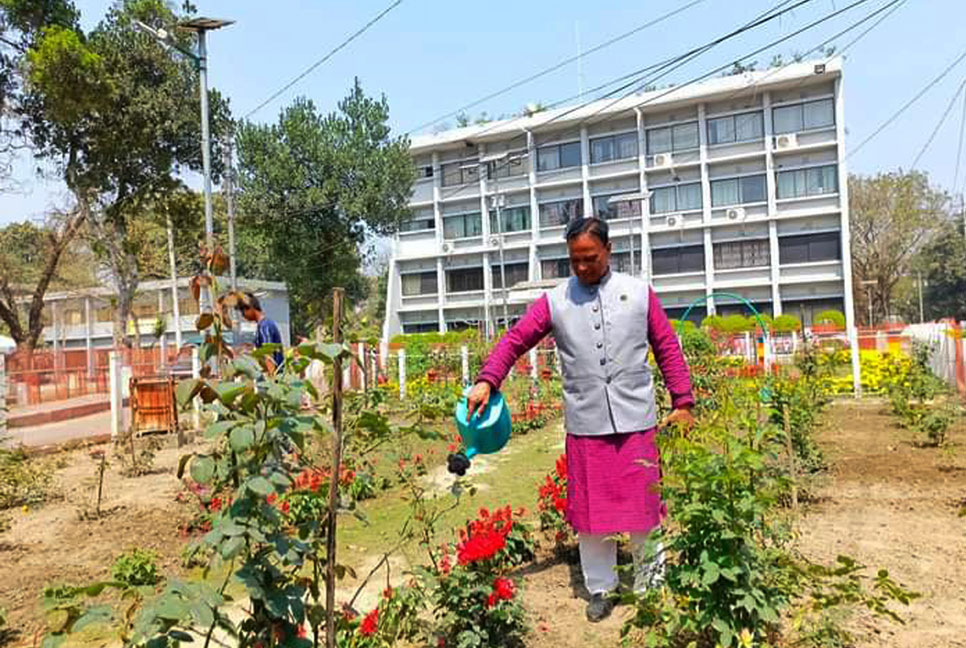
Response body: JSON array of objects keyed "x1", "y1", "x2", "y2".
[{"x1": 466, "y1": 217, "x2": 695, "y2": 622}]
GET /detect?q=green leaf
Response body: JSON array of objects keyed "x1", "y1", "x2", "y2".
[
  {"x1": 252, "y1": 343, "x2": 282, "y2": 359},
  {"x1": 221, "y1": 536, "x2": 245, "y2": 560},
  {"x1": 205, "y1": 420, "x2": 235, "y2": 440},
  {"x1": 46, "y1": 609, "x2": 70, "y2": 633},
  {"x1": 175, "y1": 379, "x2": 202, "y2": 407},
  {"x1": 73, "y1": 605, "x2": 114, "y2": 631},
  {"x1": 318, "y1": 343, "x2": 345, "y2": 361},
  {"x1": 229, "y1": 426, "x2": 254, "y2": 453},
  {"x1": 188, "y1": 600, "x2": 215, "y2": 629},
  {"x1": 247, "y1": 476, "x2": 274, "y2": 496},
  {"x1": 41, "y1": 635, "x2": 65, "y2": 648},
  {"x1": 216, "y1": 381, "x2": 249, "y2": 406},
  {"x1": 154, "y1": 596, "x2": 190, "y2": 621},
  {"x1": 190, "y1": 456, "x2": 216, "y2": 485},
  {"x1": 702, "y1": 562, "x2": 721, "y2": 586},
  {"x1": 177, "y1": 453, "x2": 192, "y2": 479}
]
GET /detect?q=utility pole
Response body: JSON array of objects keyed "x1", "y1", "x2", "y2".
[
  {"x1": 166, "y1": 209, "x2": 183, "y2": 349},
  {"x1": 223, "y1": 136, "x2": 238, "y2": 293},
  {"x1": 917, "y1": 271, "x2": 925, "y2": 323},
  {"x1": 490, "y1": 194, "x2": 510, "y2": 330}
]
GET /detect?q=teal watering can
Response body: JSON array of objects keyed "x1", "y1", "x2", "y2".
[{"x1": 449, "y1": 389, "x2": 511, "y2": 475}]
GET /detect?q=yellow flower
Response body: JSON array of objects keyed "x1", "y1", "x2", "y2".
[
  {"x1": 21, "y1": 504, "x2": 29, "y2": 514},
  {"x1": 738, "y1": 628, "x2": 755, "y2": 648}
]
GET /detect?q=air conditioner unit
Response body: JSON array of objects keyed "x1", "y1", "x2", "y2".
[
  {"x1": 653, "y1": 152, "x2": 674, "y2": 168},
  {"x1": 726, "y1": 207, "x2": 747, "y2": 223},
  {"x1": 489, "y1": 236, "x2": 500, "y2": 247},
  {"x1": 665, "y1": 214, "x2": 684, "y2": 229},
  {"x1": 775, "y1": 133, "x2": 798, "y2": 150},
  {"x1": 441, "y1": 242, "x2": 452, "y2": 253}
]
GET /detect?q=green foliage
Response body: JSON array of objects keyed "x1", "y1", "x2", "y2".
[
  {"x1": 111, "y1": 548, "x2": 161, "y2": 588},
  {"x1": 237, "y1": 80, "x2": 413, "y2": 335},
  {"x1": 917, "y1": 220, "x2": 966, "y2": 320},
  {"x1": 815, "y1": 310, "x2": 846, "y2": 329},
  {"x1": 0, "y1": 444, "x2": 54, "y2": 510},
  {"x1": 771, "y1": 314, "x2": 802, "y2": 333},
  {"x1": 886, "y1": 343, "x2": 957, "y2": 446}
]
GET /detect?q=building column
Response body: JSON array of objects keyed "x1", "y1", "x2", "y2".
[
  {"x1": 527, "y1": 129, "x2": 540, "y2": 280},
  {"x1": 635, "y1": 108, "x2": 651, "y2": 282},
  {"x1": 697, "y1": 103, "x2": 715, "y2": 314},
  {"x1": 84, "y1": 297, "x2": 94, "y2": 377},
  {"x1": 432, "y1": 151, "x2": 446, "y2": 333},
  {"x1": 482, "y1": 251, "x2": 494, "y2": 334},
  {"x1": 580, "y1": 126, "x2": 592, "y2": 217},
  {"x1": 763, "y1": 91, "x2": 783, "y2": 315}
]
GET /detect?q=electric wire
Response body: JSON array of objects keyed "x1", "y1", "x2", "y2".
[{"x1": 910, "y1": 76, "x2": 966, "y2": 171}]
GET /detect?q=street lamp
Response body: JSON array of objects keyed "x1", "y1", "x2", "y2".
[
  {"x1": 134, "y1": 17, "x2": 234, "y2": 251},
  {"x1": 607, "y1": 191, "x2": 652, "y2": 278}
]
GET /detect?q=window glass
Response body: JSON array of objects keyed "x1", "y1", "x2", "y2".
[
  {"x1": 590, "y1": 137, "x2": 614, "y2": 164},
  {"x1": 650, "y1": 187, "x2": 676, "y2": 214},
  {"x1": 402, "y1": 271, "x2": 437, "y2": 296},
  {"x1": 772, "y1": 105, "x2": 802, "y2": 134},
  {"x1": 441, "y1": 162, "x2": 463, "y2": 187},
  {"x1": 778, "y1": 232, "x2": 841, "y2": 264},
  {"x1": 489, "y1": 206, "x2": 531, "y2": 233},
  {"x1": 539, "y1": 199, "x2": 582, "y2": 227},
  {"x1": 711, "y1": 178, "x2": 739, "y2": 207},
  {"x1": 446, "y1": 267, "x2": 484, "y2": 292},
  {"x1": 803, "y1": 98, "x2": 834, "y2": 129},
  {"x1": 400, "y1": 213, "x2": 435, "y2": 232},
  {"x1": 541, "y1": 258, "x2": 571, "y2": 279},
  {"x1": 491, "y1": 263, "x2": 529, "y2": 288},
  {"x1": 559, "y1": 141, "x2": 582, "y2": 168},
  {"x1": 647, "y1": 127, "x2": 671, "y2": 155},
  {"x1": 672, "y1": 122, "x2": 699, "y2": 150},
  {"x1": 443, "y1": 213, "x2": 482, "y2": 239},
  {"x1": 537, "y1": 146, "x2": 559, "y2": 171},
  {"x1": 707, "y1": 116, "x2": 735, "y2": 145},
  {"x1": 616, "y1": 132, "x2": 639, "y2": 159},
  {"x1": 714, "y1": 239, "x2": 770, "y2": 269},
  {"x1": 740, "y1": 175, "x2": 766, "y2": 203},
  {"x1": 735, "y1": 112, "x2": 763, "y2": 140},
  {"x1": 677, "y1": 183, "x2": 703, "y2": 211},
  {"x1": 652, "y1": 245, "x2": 705, "y2": 275},
  {"x1": 777, "y1": 165, "x2": 838, "y2": 198},
  {"x1": 611, "y1": 251, "x2": 642, "y2": 275}
]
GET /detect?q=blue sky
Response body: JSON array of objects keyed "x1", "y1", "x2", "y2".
[{"x1": 3, "y1": 0, "x2": 965, "y2": 225}]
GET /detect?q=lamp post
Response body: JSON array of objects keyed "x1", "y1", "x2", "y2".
[
  {"x1": 607, "y1": 191, "x2": 652, "y2": 277},
  {"x1": 134, "y1": 17, "x2": 234, "y2": 251}
]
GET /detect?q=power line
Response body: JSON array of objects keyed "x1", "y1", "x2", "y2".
[
  {"x1": 848, "y1": 45, "x2": 966, "y2": 159},
  {"x1": 243, "y1": 1, "x2": 403, "y2": 120},
  {"x1": 406, "y1": 0, "x2": 709, "y2": 135},
  {"x1": 910, "y1": 76, "x2": 966, "y2": 171},
  {"x1": 954, "y1": 82, "x2": 966, "y2": 195}
]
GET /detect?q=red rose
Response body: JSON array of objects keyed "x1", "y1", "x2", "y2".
[
  {"x1": 486, "y1": 592, "x2": 497, "y2": 608},
  {"x1": 297, "y1": 625, "x2": 307, "y2": 638},
  {"x1": 493, "y1": 577, "x2": 515, "y2": 601},
  {"x1": 267, "y1": 493, "x2": 278, "y2": 506},
  {"x1": 281, "y1": 500, "x2": 290, "y2": 514},
  {"x1": 359, "y1": 608, "x2": 378, "y2": 636},
  {"x1": 209, "y1": 497, "x2": 222, "y2": 512}
]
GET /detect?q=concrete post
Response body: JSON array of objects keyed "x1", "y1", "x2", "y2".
[
  {"x1": 529, "y1": 348, "x2": 538, "y2": 380},
  {"x1": 109, "y1": 351, "x2": 123, "y2": 440},
  {"x1": 398, "y1": 350, "x2": 407, "y2": 400},
  {"x1": 460, "y1": 345, "x2": 469, "y2": 386},
  {"x1": 849, "y1": 326, "x2": 862, "y2": 398},
  {"x1": 191, "y1": 346, "x2": 201, "y2": 430},
  {"x1": 379, "y1": 341, "x2": 388, "y2": 371},
  {"x1": 84, "y1": 297, "x2": 94, "y2": 377}
]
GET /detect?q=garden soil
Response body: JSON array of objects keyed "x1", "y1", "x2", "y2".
[{"x1": 2, "y1": 399, "x2": 965, "y2": 647}]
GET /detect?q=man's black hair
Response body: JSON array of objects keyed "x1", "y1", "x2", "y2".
[
  {"x1": 565, "y1": 217, "x2": 609, "y2": 246},
  {"x1": 237, "y1": 291, "x2": 262, "y2": 313}
]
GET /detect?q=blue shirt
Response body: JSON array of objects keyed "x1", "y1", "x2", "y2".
[{"x1": 255, "y1": 317, "x2": 284, "y2": 370}]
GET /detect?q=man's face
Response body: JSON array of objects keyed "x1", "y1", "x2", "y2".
[
  {"x1": 568, "y1": 233, "x2": 611, "y2": 285},
  {"x1": 240, "y1": 306, "x2": 258, "y2": 322}
]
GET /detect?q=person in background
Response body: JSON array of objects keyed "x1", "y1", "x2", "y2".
[
  {"x1": 238, "y1": 292, "x2": 284, "y2": 373},
  {"x1": 466, "y1": 217, "x2": 695, "y2": 622}
]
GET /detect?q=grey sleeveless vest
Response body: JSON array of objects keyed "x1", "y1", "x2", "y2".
[{"x1": 547, "y1": 271, "x2": 657, "y2": 436}]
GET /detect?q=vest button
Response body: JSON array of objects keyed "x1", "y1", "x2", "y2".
[
  {"x1": 596, "y1": 341, "x2": 603, "y2": 349},
  {"x1": 606, "y1": 376, "x2": 612, "y2": 384},
  {"x1": 592, "y1": 305, "x2": 599, "y2": 312},
  {"x1": 594, "y1": 323, "x2": 601, "y2": 330},
  {"x1": 599, "y1": 358, "x2": 606, "y2": 366}
]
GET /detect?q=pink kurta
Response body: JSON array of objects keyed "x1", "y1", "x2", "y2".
[{"x1": 477, "y1": 287, "x2": 694, "y2": 534}]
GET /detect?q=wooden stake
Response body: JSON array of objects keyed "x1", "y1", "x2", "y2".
[
  {"x1": 325, "y1": 287, "x2": 345, "y2": 648},
  {"x1": 783, "y1": 403, "x2": 798, "y2": 509}
]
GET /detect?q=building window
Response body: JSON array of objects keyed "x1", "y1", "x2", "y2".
[
  {"x1": 400, "y1": 212, "x2": 435, "y2": 233},
  {"x1": 179, "y1": 298, "x2": 199, "y2": 317},
  {"x1": 64, "y1": 309, "x2": 84, "y2": 326},
  {"x1": 713, "y1": 239, "x2": 770, "y2": 269},
  {"x1": 440, "y1": 160, "x2": 479, "y2": 187},
  {"x1": 652, "y1": 245, "x2": 705, "y2": 275},
  {"x1": 401, "y1": 271, "x2": 438, "y2": 296},
  {"x1": 541, "y1": 258, "x2": 571, "y2": 279},
  {"x1": 417, "y1": 165, "x2": 434, "y2": 179},
  {"x1": 707, "y1": 111, "x2": 764, "y2": 145},
  {"x1": 611, "y1": 251, "x2": 641, "y2": 275},
  {"x1": 446, "y1": 267, "x2": 485, "y2": 293},
  {"x1": 491, "y1": 262, "x2": 529, "y2": 289},
  {"x1": 776, "y1": 165, "x2": 838, "y2": 199},
  {"x1": 487, "y1": 154, "x2": 528, "y2": 179},
  {"x1": 590, "y1": 132, "x2": 638, "y2": 163},
  {"x1": 592, "y1": 194, "x2": 642, "y2": 220},
  {"x1": 650, "y1": 183, "x2": 702, "y2": 214},
  {"x1": 646, "y1": 121, "x2": 699, "y2": 155},
  {"x1": 778, "y1": 232, "x2": 841, "y2": 264},
  {"x1": 403, "y1": 321, "x2": 438, "y2": 334},
  {"x1": 710, "y1": 174, "x2": 766, "y2": 207},
  {"x1": 443, "y1": 212, "x2": 482, "y2": 239},
  {"x1": 537, "y1": 141, "x2": 581, "y2": 171},
  {"x1": 781, "y1": 298, "x2": 844, "y2": 326},
  {"x1": 133, "y1": 302, "x2": 156, "y2": 319},
  {"x1": 489, "y1": 206, "x2": 531, "y2": 234},
  {"x1": 773, "y1": 98, "x2": 834, "y2": 134},
  {"x1": 539, "y1": 198, "x2": 582, "y2": 228}
]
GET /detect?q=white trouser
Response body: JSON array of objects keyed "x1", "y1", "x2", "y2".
[{"x1": 578, "y1": 532, "x2": 666, "y2": 595}]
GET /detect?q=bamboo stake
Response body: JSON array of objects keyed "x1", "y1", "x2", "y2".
[{"x1": 325, "y1": 288, "x2": 345, "y2": 648}]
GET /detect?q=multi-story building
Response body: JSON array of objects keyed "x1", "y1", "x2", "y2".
[{"x1": 382, "y1": 59, "x2": 856, "y2": 339}]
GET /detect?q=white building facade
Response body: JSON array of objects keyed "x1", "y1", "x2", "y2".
[{"x1": 383, "y1": 59, "x2": 857, "y2": 340}]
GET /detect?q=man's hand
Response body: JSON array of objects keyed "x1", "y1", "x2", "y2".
[
  {"x1": 661, "y1": 407, "x2": 695, "y2": 434},
  {"x1": 466, "y1": 381, "x2": 492, "y2": 422}
]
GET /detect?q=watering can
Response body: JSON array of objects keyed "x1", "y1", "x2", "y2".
[{"x1": 447, "y1": 388, "x2": 512, "y2": 476}]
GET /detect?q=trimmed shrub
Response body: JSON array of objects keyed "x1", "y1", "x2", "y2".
[
  {"x1": 815, "y1": 310, "x2": 846, "y2": 329},
  {"x1": 772, "y1": 314, "x2": 802, "y2": 333}
]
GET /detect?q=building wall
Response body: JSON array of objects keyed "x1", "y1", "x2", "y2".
[{"x1": 384, "y1": 62, "x2": 854, "y2": 339}]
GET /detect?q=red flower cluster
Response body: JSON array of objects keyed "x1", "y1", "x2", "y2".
[
  {"x1": 456, "y1": 506, "x2": 518, "y2": 565},
  {"x1": 538, "y1": 454, "x2": 568, "y2": 515},
  {"x1": 359, "y1": 608, "x2": 379, "y2": 636},
  {"x1": 292, "y1": 466, "x2": 356, "y2": 492},
  {"x1": 486, "y1": 576, "x2": 516, "y2": 608},
  {"x1": 209, "y1": 496, "x2": 223, "y2": 512}
]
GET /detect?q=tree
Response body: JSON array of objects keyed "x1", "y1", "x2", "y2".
[
  {"x1": 849, "y1": 171, "x2": 948, "y2": 325},
  {"x1": 916, "y1": 220, "x2": 966, "y2": 321},
  {"x1": 22, "y1": 0, "x2": 231, "y2": 346},
  {"x1": 0, "y1": 210, "x2": 88, "y2": 351},
  {"x1": 236, "y1": 80, "x2": 413, "y2": 335}
]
